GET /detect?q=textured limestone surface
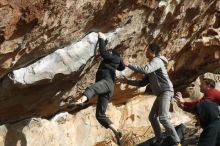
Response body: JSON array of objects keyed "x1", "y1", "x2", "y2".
[{"x1": 0, "y1": 0, "x2": 220, "y2": 145}]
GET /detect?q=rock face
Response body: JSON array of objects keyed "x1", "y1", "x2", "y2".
[
  {"x1": 0, "y1": 95, "x2": 192, "y2": 146},
  {"x1": 0, "y1": 0, "x2": 219, "y2": 124},
  {"x1": 0, "y1": 0, "x2": 220, "y2": 145}
]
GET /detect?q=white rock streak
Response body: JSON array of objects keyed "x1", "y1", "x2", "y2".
[
  {"x1": 11, "y1": 30, "x2": 121, "y2": 85},
  {"x1": 12, "y1": 32, "x2": 98, "y2": 85}
]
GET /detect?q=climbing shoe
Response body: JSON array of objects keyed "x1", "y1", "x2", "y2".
[
  {"x1": 115, "y1": 130, "x2": 123, "y2": 146},
  {"x1": 67, "y1": 99, "x2": 85, "y2": 109}
]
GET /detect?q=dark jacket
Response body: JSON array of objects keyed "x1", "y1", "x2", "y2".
[
  {"x1": 96, "y1": 38, "x2": 125, "y2": 82},
  {"x1": 195, "y1": 100, "x2": 220, "y2": 146}
]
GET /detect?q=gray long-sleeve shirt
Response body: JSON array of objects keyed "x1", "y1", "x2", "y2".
[{"x1": 127, "y1": 56, "x2": 174, "y2": 95}]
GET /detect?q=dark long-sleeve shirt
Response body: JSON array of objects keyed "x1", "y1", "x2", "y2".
[
  {"x1": 127, "y1": 75, "x2": 149, "y2": 87},
  {"x1": 96, "y1": 38, "x2": 125, "y2": 82}
]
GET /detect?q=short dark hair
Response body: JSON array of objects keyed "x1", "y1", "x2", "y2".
[
  {"x1": 203, "y1": 78, "x2": 216, "y2": 88},
  {"x1": 148, "y1": 43, "x2": 161, "y2": 55}
]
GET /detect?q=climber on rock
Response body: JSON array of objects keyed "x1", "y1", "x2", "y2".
[
  {"x1": 67, "y1": 32, "x2": 125, "y2": 146},
  {"x1": 119, "y1": 43, "x2": 181, "y2": 146}
]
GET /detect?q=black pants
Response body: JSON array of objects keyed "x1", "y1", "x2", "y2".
[{"x1": 84, "y1": 78, "x2": 114, "y2": 128}]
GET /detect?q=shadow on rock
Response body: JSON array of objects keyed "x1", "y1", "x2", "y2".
[{"x1": 4, "y1": 119, "x2": 30, "y2": 146}]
